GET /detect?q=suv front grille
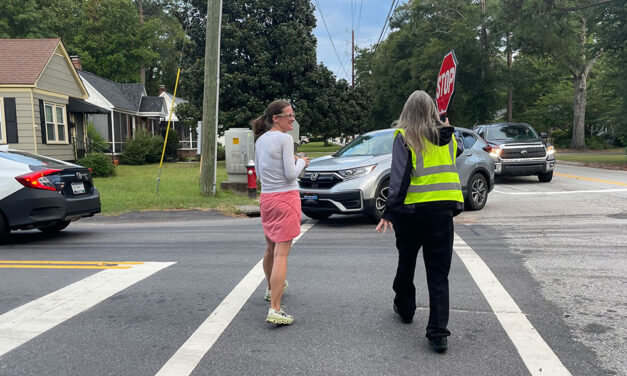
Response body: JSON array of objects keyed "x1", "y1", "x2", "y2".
[
  {"x1": 298, "y1": 172, "x2": 343, "y2": 189},
  {"x1": 501, "y1": 146, "x2": 546, "y2": 159}
]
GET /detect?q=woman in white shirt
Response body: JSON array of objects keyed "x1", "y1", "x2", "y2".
[{"x1": 252, "y1": 100, "x2": 309, "y2": 325}]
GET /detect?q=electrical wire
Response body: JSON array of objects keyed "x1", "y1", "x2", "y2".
[
  {"x1": 313, "y1": 0, "x2": 351, "y2": 80},
  {"x1": 368, "y1": 0, "x2": 401, "y2": 70}
]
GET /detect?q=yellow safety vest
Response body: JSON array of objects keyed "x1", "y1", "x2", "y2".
[{"x1": 395, "y1": 128, "x2": 464, "y2": 205}]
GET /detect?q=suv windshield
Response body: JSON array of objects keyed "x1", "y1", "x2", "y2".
[
  {"x1": 335, "y1": 130, "x2": 394, "y2": 157},
  {"x1": 486, "y1": 124, "x2": 539, "y2": 141}
]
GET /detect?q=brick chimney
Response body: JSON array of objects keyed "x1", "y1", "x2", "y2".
[
  {"x1": 70, "y1": 55, "x2": 82, "y2": 70},
  {"x1": 158, "y1": 85, "x2": 167, "y2": 95}
]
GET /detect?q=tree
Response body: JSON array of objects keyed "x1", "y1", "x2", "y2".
[
  {"x1": 133, "y1": 0, "x2": 186, "y2": 95},
  {"x1": 73, "y1": 0, "x2": 159, "y2": 83},
  {"x1": 0, "y1": 0, "x2": 82, "y2": 42},
  {"x1": 501, "y1": 0, "x2": 610, "y2": 149},
  {"x1": 176, "y1": 0, "x2": 353, "y2": 138},
  {"x1": 355, "y1": 0, "x2": 505, "y2": 129}
]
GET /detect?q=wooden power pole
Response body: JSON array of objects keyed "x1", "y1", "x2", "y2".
[
  {"x1": 200, "y1": 0, "x2": 223, "y2": 195},
  {"x1": 138, "y1": 0, "x2": 145, "y2": 85}
]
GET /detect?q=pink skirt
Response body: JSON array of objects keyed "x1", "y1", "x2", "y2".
[{"x1": 260, "y1": 190, "x2": 302, "y2": 243}]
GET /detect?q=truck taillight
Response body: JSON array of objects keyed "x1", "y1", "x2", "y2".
[
  {"x1": 482, "y1": 145, "x2": 492, "y2": 152},
  {"x1": 15, "y1": 169, "x2": 61, "y2": 191}
]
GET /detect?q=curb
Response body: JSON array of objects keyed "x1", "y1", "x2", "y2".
[{"x1": 235, "y1": 205, "x2": 261, "y2": 217}]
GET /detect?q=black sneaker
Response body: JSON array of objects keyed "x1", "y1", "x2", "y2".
[
  {"x1": 428, "y1": 337, "x2": 448, "y2": 353},
  {"x1": 393, "y1": 304, "x2": 413, "y2": 324}
]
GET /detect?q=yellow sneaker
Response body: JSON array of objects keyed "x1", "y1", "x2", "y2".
[
  {"x1": 264, "y1": 280, "x2": 288, "y2": 301},
  {"x1": 266, "y1": 308, "x2": 294, "y2": 325}
]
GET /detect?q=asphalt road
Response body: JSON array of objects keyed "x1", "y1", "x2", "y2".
[{"x1": 0, "y1": 164, "x2": 625, "y2": 376}]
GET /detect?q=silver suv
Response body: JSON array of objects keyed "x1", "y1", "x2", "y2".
[{"x1": 298, "y1": 127, "x2": 495, "y2": 221}]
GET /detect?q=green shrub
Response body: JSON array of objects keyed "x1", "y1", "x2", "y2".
[
  {"x1": 586, "y1": 135, "x2": 609, "y2": 150},
  {"x1": 217, "y1": 143, "x2": 225, "y2": 161},
  {"x1": 121, "y1": 130, "x2": 163, "y2": 165},
  {"x1": 164, "y1": 128, "x2": 179, "y2": 161},
  {"x1": 77, "y1": 153, "x2": 115, "y2": 177},
  {"x1": 86, "y1": 123, "x2": 109, "y2": 153},
  {"x1": 550, "y1": 128, "x2": 571, "y2": 148}
]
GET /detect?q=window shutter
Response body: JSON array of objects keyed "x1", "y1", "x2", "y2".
[
  {"x1": 4, "y1": 98, "x2": 18, "y2": 143},
  {"x1": 39, "y1": 99, "x2": 47, "y2": 144},
  {"x1": 67, "y1": 112, "x2": 73, "y2": 144}
]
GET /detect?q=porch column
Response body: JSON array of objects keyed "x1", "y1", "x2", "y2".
[{"x1": 110, "y1": 111, "x2": 116, "y2": 154}]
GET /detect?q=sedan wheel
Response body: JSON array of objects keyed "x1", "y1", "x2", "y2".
[{"x1": 465, "y1": 173, "x2": 488, "y2": 211}]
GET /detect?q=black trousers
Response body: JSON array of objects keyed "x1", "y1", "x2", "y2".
[{"x1": 392, "y1": 211, "x2": 454, "y2": 338}]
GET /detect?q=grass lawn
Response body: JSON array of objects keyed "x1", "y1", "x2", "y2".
[
  {"x1": 297, "y1": 141, "x2": 342, "y2": 159},
  {"x1": 93, "y1": 161, "x2": 258, "y2": 216},
  {"x1": 557, "y1": 153, "x2": 626, "y2": 165}
]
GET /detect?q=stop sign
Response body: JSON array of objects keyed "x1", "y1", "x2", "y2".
[{"x1": 436, "y1": 50, "x2": 458, "y2": 116}]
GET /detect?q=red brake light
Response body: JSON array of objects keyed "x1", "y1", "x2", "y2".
[
  {"x1": 482, "y1": 145, "x2": 492, "y2": 152},
  {"x1": 15, "y1": 169, "x2": 61, "y2": 191}
]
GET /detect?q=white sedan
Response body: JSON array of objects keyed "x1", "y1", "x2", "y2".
[{"x1": 0, "y1": 146, "x2": 101, "y2": 244}]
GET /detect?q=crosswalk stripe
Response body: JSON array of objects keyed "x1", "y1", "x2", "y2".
[
  {"x1": 155, "y1": 220, "x2": 316, "y2": 376},
  {"x1": 454, "y1": 235, "x2": 572, "y2": 376},
  {"x1": 0, "y1": 261, "x2": 175, "y2": 357}
]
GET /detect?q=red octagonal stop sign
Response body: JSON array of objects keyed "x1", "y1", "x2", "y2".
[{"x1": 436, "y1": 50, "x2": 458, "y2": 116}]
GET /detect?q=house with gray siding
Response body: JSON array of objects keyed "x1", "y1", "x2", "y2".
[
  {"x1": 0, "y1": 38, "x2": 89, "y2": 161},
  {"x1": 77, "y1": 69, "x2": 167, "y2": 154}
]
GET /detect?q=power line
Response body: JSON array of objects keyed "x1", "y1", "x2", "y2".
[
  {"x1": 313, "y1": 0, "x2": 350, "y2": 80},
  {"x1": 368, "y1": 0, "x2": 401, "y2": 70},
  {"x1": 355, "y1": 0, "x2": 364, "y2": 44}
]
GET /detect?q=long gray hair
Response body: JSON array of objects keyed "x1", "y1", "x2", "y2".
[{"x1": 394, "y1": 90, "x2": 444, "y2": 153}]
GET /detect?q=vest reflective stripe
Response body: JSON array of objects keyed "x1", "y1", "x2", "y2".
[
  {"x1": 407, "y1": 182, "x2": 462, "y2": 193},
  {"x1": 395, "y1": 128, "x2": 464, "y2": 204}
]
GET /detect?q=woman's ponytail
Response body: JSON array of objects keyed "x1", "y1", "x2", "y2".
[{"x1": 251, "y1": 115, "x2": 268, "y2": 141}]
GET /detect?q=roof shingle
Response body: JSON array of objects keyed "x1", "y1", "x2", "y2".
[{"x1": 0, "y1": 38, "x2": 60, "y2": 84}]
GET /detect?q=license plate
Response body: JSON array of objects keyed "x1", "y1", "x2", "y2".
[
  {"x1": 71, "y1": 182, "x2": 86, "y2": 194},
  {"x1": 303, "y1": 194, "x2": 318, "y2": 205}
]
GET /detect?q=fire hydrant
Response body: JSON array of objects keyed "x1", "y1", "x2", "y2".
[{"x1": 246, "y1": 160, "x2": 257, "y2": 199}]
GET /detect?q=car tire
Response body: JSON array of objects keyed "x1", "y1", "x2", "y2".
[
  {"x1": 38, "y1": 220, "x2": 71, "y2": 234},
  {"x1": 0, "y1": 213, "x2": 9, "y2": 245},
  {"x1": 538, "y1": 171, "x2": 553, "y2": 182},
  {"x1": 302, "y1": 210, "x2": 332, "y2": 220},
  {"x1": 465, "y1": 173, "x2": 488, "y2": 211},
  {"x1": 371, "y1": 178, "x2": 390, "y2": 222}
]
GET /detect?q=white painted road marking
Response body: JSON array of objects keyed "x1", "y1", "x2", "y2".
[
  {"x1": 0, "y1": 261, "x2": 175, "y2": 357},
  {"x1": 494, "y1": 188, "x2": 627, "y2": 195},
  {"x1": 156, "y1": 220, "x2": 316, "y2": 376},
  {"x1": 454, "y1": 235, "x2": 572, "y2": 376}
]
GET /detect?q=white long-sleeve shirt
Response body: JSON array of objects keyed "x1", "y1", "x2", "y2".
[{"x1": 254, "y1": 131, "x2": 306, "y2": 193}]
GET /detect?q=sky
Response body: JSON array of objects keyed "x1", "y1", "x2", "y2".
[{"x1": 311, "y1": 0, "x2": 408, "y2": 82}]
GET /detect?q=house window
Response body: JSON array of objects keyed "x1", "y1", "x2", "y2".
[
  {"x1": 0, "y1": 98, "x2": 5, "y2": 144},
  {"x1": 44, "y1": 103, "x2": 68, "y2": 144}
]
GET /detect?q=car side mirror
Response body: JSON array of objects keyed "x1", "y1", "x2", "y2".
[{"x1": 540, "y1": 132, "x2": 548, "y2": 139}]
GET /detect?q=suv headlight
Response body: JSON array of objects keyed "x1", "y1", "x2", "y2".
[
  {"x1": 337, "y1": 165, "x2": 376, "y2": 180},
  {"x1": 490, "y1": 148, "x2": 502, "y2": 158}
]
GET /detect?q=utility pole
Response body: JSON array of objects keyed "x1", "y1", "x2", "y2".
[
  {"x1": 200, "y1": 0, "x2": 223, "y2": 195},
  {"x1": 351, "y1": 29, "x2": 355, "y2": 88},
  {"x1": 138, "y1": 0, "x2": 145, "y2": 85},
  {"x1": 506, "y1": 32, "x2": 513, "y2": 122}
]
